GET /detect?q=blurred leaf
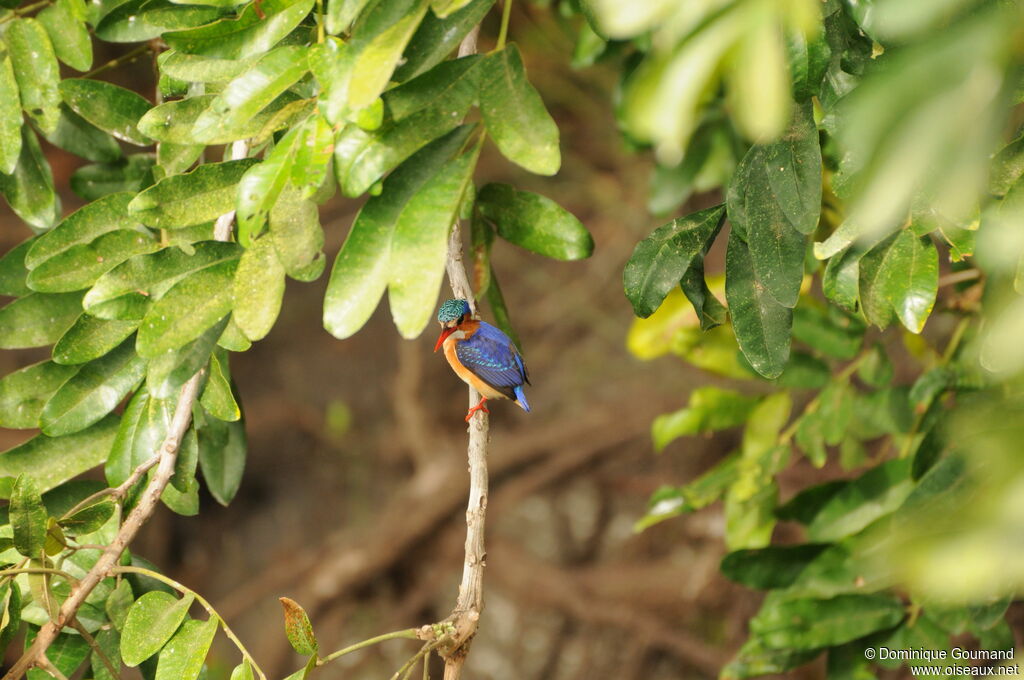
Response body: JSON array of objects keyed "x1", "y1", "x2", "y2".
[
  {"x1": 808, "y1": 458, "x2": 914, "y2": 542},
  {"x1": 158, "y1": 50, "x2": 255, "y2": 83},
  {"x1": 6, "y1": 18, "x2": 61, "y2": 134},
  {"x1": 233, "y1": 239, "x2": 285, "y2": 341},
  {"x1": 146, "y1": 318, "x2": 227, "y2": 398},
  {"x1": 43, "y1": 105, "x2": 122, "y2": 164},
  {"x1": 323, "y1": 125, "x2": 472, "y2": 339},
  {"x1": 776, "y1": 479, "x2": 848, "y2": 525},
  {"x1": 0, "y1": 51, "x2": 21, "y2": 175},
  {"x1": 53, "y1": 316, "x2": 139, "y2": 366},
  {"x1": 721, "y1": 544, "x2": 830, "y2": 590},
  {"x1": 859, "y1": 230, "x2": 938, "y2": 333},
  {"x1": 727, "y1": 8, "x2": 792, "y2": 142},
  {"x1": 571, "y1": 18, "x2": 606, "y2": 69},
  {"x1": 651, "y1": 387, "x2": 758, "y2": 452},
  {"x1": 218, "y1": 318, "x2": 252, "y2": 352},
  {"x1": 725, "y1": 480, "x2": 777, "y2": 550},
  {"x1": 60, "y1": 79, "x2": 152, "y2": 146},
  {"x1": 990, "y1": 130, "x2": 1024, "y2": 196},
  {"x1": 774, "y1": 351, "x2": 830, "y2": 390},
  {"x1": 198, "y1": 415, "x2": 246, "y2": 505},
  {"x1": 479, "y1": 44, "x2": 560, "y2": 175},
  {"x1": 279, "y1": 597, "x2": 317, "y2": 655},
  {"x1": 325, "y1": 0, "x2": 371, "y2": 34},
  {"x1": 121, "y1": 591, "x2": 194, "y2": 666},
  {"x1": 725, "y1": 234, "x2": 792, "y2": 379},
  {"x1": 269, "y1": 190, "x2": 326, "y2": 281},
  {"x1": 96, "y1": 0, "x2": 222, "y2": 42},
  {"x1": 623, "y1": 204, "x2": 724, "y2": 318},
  {"x1": 792, "y1": 304, "x2": 862, "y2": 359},
  {"x1": 230, "y1": 660, "x2": 256, "y2": 680},
  {"x1": 751, "y1": 592, "x2": 905, "y2": 650},
  {"x1": 128, "y1": 159, "x2": 257, "y2": 228},
  {"x1": 788, "y1": 27, "x2": 830, "y2": 101},
  {"x1": 634, "y1": 454, "x2": 738, "y2": 531},
  {"x1": 346, "y1": 0, "x2": 429, "y2": 110},
  {"x1": 71, "y1": 154, "x2": 156, "y2": 201},
  {"x1": 162, "y1": 0, "x2": 315, "y2": 60},
  {"x1": 200, "y1": 351, "x2": 239, "y2": 421},
  {"x1": 0, "y1": 237, "x2": 34, "y2": 297},
  {"x1": 59, "y1": 499, "x2": 115, "y2": 536},
  {"x1": 394, "y1": 0, "x2": 494, "y2": 81},
  {"x1": 476, "y1": 183, "x2": 592, "y2": 260},
  {"x1": 850, "y1": 387, "x2": 913, "y2": 439},
  {"x1": 11, "y1": 475, "x2": 47, "y2": 557},
  {"x1": 484, "y1": 267, "x2": 520, "y2": 350},
  {"x1": 40, "y1": 337, "x2": 146, "y2": 436},
  {"x1": 389, "y1": 148, "x2": 477, "y2": 338},
  {"x1": 0, "y1": 360, "x2": 78, "y2": 429},
  {"x1": 141, "y1": 91, "x2": 306, "y2": 145},
  {"x1": 37, "y1": 0, "x2": 92, "y2": 71},
  {"x1": 722, "y1": 635, "x2": 819, "y2": 680},
  {"x1": 0, "y1": 127, "x2": 60, "y2": 230},
  {"x1": 858, "y1": 343, "x2": 893, "y2": 388},
  {"x1": 27, "y1": 230, "x2": 160, "y2": 294},
  {"x1": 154, "y1": 616, "x2": 218, "y2": 680},
  {"x1": 0, "y1": 292, "x2": 83, "y2": 350},
  {"x1": 27, "y1": 193, "x2": 141, "y2": 269},
  {"x1": 136, "y1": 259, "x2": 238, "y2": 358},
  {"x1": 0, "y1": 416, "x2": 117, "y2": 496}
]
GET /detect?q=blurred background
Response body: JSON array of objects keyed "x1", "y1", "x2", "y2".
[{"x1": 1, "y1": 3, "x2": 1020, "y2": 679}]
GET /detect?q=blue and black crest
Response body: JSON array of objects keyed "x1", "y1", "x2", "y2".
[{"x1": 438, "y1": 299, "x2": 471, "y2": 323}]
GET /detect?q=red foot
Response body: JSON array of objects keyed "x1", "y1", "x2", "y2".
[{"x1": 465, "y1": 397, "x2": 489, "y2": 422}]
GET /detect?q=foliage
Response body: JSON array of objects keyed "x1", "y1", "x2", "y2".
[
  {"x1": 0, "y1": 0, "x2": 592, "y2": 676},
  {"x1": 613, "y1": 0, "x2": 1024, "y2": 677}
]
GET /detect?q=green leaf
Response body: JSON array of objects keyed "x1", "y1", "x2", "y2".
[
  {"x1": 71, "y1": 154, "x2": 156, "y2": 201},
  {"x1": 96, "y1": 0, "x2": 222, "y2": 43},
  {"x1": 59, "y1": 499, "x2": 116, "y2": 536},
  {"x1": 25, "y1": 631, "x2": 89, "y2": 680},
  {"x1": 476, "y1": 183, "x2": 592, "y2": 260},
  {"x1": 42, "y1": 105, "x2": 123, "y2": 163},
  {"x1": 40, "y1": 337, "x2": 146, "y2": 436},
  {"x1": 200, "y1": 350, "x2": 239, "y2": 421},
  {"x1": 722, "y1": 636, "x2": 819, "y2": 680},
  {"x1": 725, "y1": 480, "x2": 778, "y2": 550},
  {"x1": 792, "y1": 303, "x2": 863, "y2": 359},
  {"x1": 346, "y1": 0, "x2": 429, "y2": 110},
  {"x1": 388, "y1": 148, "x2": 478, "y2": 338},
  {"x1": 807, "y1": 458, "x2": 915, "y2": 542},
  {"x1": 727, "y1": 101, "x2": 819, "y2": 307},
  {"x1": 651, "y1": 387, "x2": 759, "y2": 452},
  {"x1": 53, "y1": 316, "x2": 140, "y2": 365},
  {"x1": 394, "y1": 0, "x2": 494, "y2": 82},
  {"x1": 136, "y1": 259, "x2": 238, "y2": 358},
  {"x1": 27, "y1": 193, "x2": 141, "y2": 269},
  {"x1": 720, "y1": 544, "x2": 830, "y2": 590},
  {"x1": 128, "y1": 159, "x2": 257, "y2": 228},
  {"x1": 146, "y1": 318, "x2": 227, "y2": 398},
  {"x1": 85, "y1": 241, "x2": 241, "y2": 319},
  {"x1": 154, "y1": 616, "x2": 218, "y2": 680},
  {"x1": 634, "y1": 455, "x2": 739, "y2": 531},
  {"x1": 5, "y1": 18, "x2": 61, "y2": 134},
  {"x1": 37, "y1": 0, "x2": 92, "y2": 71},
  {"x1": 724, "y1": 234, "x2": 792, "y2": 379},
  {"x1": 233, "y1": 239, "x2": 285, "y2": 341},
  {"x1": 157, "y1": 50, "x2": 255, "y2": 83},
  {"x1": 267, "y1": 189, "x2": 324, "y2": 283},
  {"x1": 859, "y1": 229, "x2": 938, "y2": 333},
  {"x1": 0, "y1": 237, "x2": 35, "y2": 297},
  {"x1": 0, "y1": 360, "x2": 78, "y2": 429},
  {"x1": 323, "y1": 125, "x2": 472, "y2": 339},
  {"x1": 142, "y1": 91, "x2": 308, "y2": 144},
  {"x1": 198, "y1": 416, "x2": 247, "y2": 505},
  {"x1": 230, "y1": 660, "x2": 256, "y2": 680},
  {"x1": 60, "y1": 79, "x2": 153, "y2": 146},
  {"x1": 0, "y1": 292, "x2": 83, "y2": 350},
  {"x1": 193, "y1": 46, "x2": 310, "y2": 144},
  {"x1": 325, "y1": 0, "x2": 371, "y2": 34},
  {"x1": 0, "y1": 127, "x2": 60, "y2": 230},
  {"x1": 106, "y1": 580, "x2": 134, "y2": 631},
  {"x1": 27, "y1": 230, "x2": 160, "y2": 293},
  {"x1": 105, "y1": 389, "x2": 153, "y2": 486},
  {"x1": 623, "y1": 204, "x2": 724, "y2": 317},
  {"x1": 750, "y1": 593, "x2": 905, "y2": 650},
  {"x1": 11, "y1": 475, "x2": 47, "y2": 557},
  {"x1": 91, "y1": 628, "x2": 122, "y2": 680},
  {"x1": 290, "y1": 114, "x2": 334, "y2": 199},
  {"x1": 162, "y1": 0, "x2": 315, "y2": 60},
  {"x1": 279, "y1": 597, "x2": 317, "y2": 655},
  {"x1": 483, "y1": 267, "x2": 520, "y2": 349},
  {"x1": 0, "y1": 416, "x2": 118, "y2": 496},
  {"x1": 478, "y1": 44, "x2": 560, "y2": 175},
  {"x1": 120, "y1": 591, "x2": 195, "y2": 667},
  {"x1": 0, "y1": 50, "x2": 21, "y2": 175}
]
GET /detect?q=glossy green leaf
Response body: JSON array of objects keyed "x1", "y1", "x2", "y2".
[
  {"x1": 200, "y1": 350, "x2": 239, "y2": 421},
  {"x1": 0, "y1": 127, "x2": 60, "y2": 230},
  {"x1": 476, "y1": 183, "x2": 592, "y2": 260},
  {"x1": 162, "y1": 0, "x2": 315, "y2": 60},
  {"x1": 27, "y1": 230, "x2": 160, "y2": 293},
  {"x1": 158, "y1": 49, "x2": 256, "y2": 83},
  {"x1": 325, "y1": 0, "x2": 371, "y2": 34},
  {"x1": 71, "y1": 154, "x2": 156, "y2": 201},
  {"x1": 232, "y1": 240, "x2": 285, "y2": 342},
  {"x1": 430, "y1": 0, "x2": 472, "y2": 17},
  {"x1": 154, "y1": 616, "x2": 218, "y2": 680},
  {"x1": 198, "y1": 415, "x2": 247, "y2": 505},
  {"x1": 53, "y1": 317, "x2": 139, "y2": 366},
  {"x1": 37, "y1": 0, "x2": 92, "y2": 71},
  {"x1": 346, "y1": 0, "x2": 429, "y2": 110},
  {"x1": 11, "y1": 475, "x2": 47, "y2": 557},
  {"x1": 0, "y1": 292, "x2": 83, "y2": 350},
  {"x1": 680, "y1": 264, "x2": 728, "y2": 331},
  {"x1": 128, "y1": 159, "x2": 256, "y2": 228},
  {"x1": 388, "y1": 148, "x2": 477, "y2": 338},
  {"x1": 0, "y1": 360, "x2": 78, "y2": 429},
  {"x1": 43, "y1": 105, "x2": 123, "y2": 163},
  {"x1": 0, "y1": 237, "x2": 34, "y2": 297},
  {"x1": 60, "y1": 79, "x2": 152, "y2": 146},
  {"x1": 27, "y1": 193, "x2": 140, "y2": 269},
  {"x1": 157, "y1": 142, "x2": 204, "y2": 176},
  {"x1": 0, "y1": 416, "x2": 117, "y2": 496},
  {"x1": 106, "y1": 580, "x2": 134, "y2": 632},
  {"x1": 0, "y1": 50, "x2": 21, "y2": 175},
  {"x1": 162, "y1": 426, "x2": 199, "y2": 514},
  {"x1": 807, "y1": 458, "x2": 915, "y2": 542},
  {"x1": 394, "y1": 0, "x2": 494, "y2": 81},
  {"x1": 59, "y1": 498, "x2": 115, "y2": 536},
  {"x1": 652, "y1": 387, "x2": 759, "y2": 452},
  {"x1": 96, "y1": 0, "x2": 222, "y2": 43},
  {"x1": 750, "y1": 593, "x2": 905, "y2": 650},
  {"x1": 5, "y1": 18, "x2": 61, "y2": 134},
  {"x1": 290, "y1": 114, "x2": 334, "y2": 199},
  {"x1": 40, "y1": 337, "x2": 146, "y2": 436},
  {"x1": 230, "y1": 660, "x2": 256, "y2": 680},
  {"x1": 193, "y1": 46, "x2": 309, "y2": 144},
  {"x1": 105, "y1": 389, "x2": 153, "y2": 486},
  {"x1": 120, "y1": 591, "x2": 194, "y2": 666},
  {"x1": 722, "y1": 636, "x2": 819, "y2": 680},
  {"x1": 146, "y1": 318, "x2": 227, "y2": 398},
  {"x1": 324, "y1": 125, "x2": 472, "y2": 339},
  {"x1": 721, "y1": 544, "x2": 830, "y2": 590},
  {"x1": 724, "y1": 234, "x2": 792, "y2": 379},
  {"x1": 623, "y1": 204, "x2": 725, "y2": 317},
  {"x1": 307, "y1": 37, "x2": 354, "y2": 125},
  {"x1": 478, "y1": 44, "x2": 560, "y2": 175},
  {"x1": 859, "y1": 229, "x2": 938, "y2": 333},
  {"x1": 136, "y1": 259, "x2": 238, "y2": 358}
]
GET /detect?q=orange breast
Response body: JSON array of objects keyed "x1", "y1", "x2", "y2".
[{"x1": 442, "y1": 336, "x2": 507, "y2": 400}]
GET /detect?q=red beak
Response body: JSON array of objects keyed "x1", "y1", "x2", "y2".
[{"x1": 434, "y1": 327, "x2": 455, "y2": 352}]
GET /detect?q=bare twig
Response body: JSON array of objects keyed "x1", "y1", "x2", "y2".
[{"x1": 70, "y1": 618, "x2": 120, "y2": 680}]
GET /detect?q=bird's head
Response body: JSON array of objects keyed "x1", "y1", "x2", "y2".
[{"x1": 434, "y1": 299, "x2": 472, "y2": 352}]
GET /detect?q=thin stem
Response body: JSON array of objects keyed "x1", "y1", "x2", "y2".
[
  {"x1": 495, "y1": 0, "x2": 512, "y2": 50},
  {"x1": 85, "y1": 44, "x2": 152, "y2": 79},
  {"x1": 392, "y1": 641, "x2": 445, "y2": 680},
  {"x1": 318, "y1": 628, "x2": 421, "y2": 665},
  {"x1": 61, "y1": 454, "x2": 160, "y2": 521},
  {"x1": 70, "y1": 618, "x2": 120, "y2": 680},
  {"x1": 0, "y1": 0, "x2": 52, "y2": 24},
  {"x1": 938, "y1": 269, "x2": 980, "y2": 288},
  {"x1": 111, "y1": 566, "x2": 267, "y2": 680},
  {"x1": 0, "y1": 567, "x2": 77, "y2": 583},
  {"x1": 36, "y1": 656, "x2": 68, "y2": 680},
  {"x1": 777, "y1": 350, "x2": 871, "y2": 444},
  {"x1": 316, "y1": 0, "x2": 325, "y2": 43}
]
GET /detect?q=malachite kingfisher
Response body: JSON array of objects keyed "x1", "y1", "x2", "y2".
[{"x1": 434, "y1": 299, "x2": 531, "y2": 422}]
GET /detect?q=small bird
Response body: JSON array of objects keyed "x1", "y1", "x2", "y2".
[{"x1": 434, "y1": 299, "x2": 531, "y2": 421}]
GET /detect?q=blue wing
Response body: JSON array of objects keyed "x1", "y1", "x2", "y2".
[{"x1": 455, "y1": 322, "x2": 529, "y2": 398}]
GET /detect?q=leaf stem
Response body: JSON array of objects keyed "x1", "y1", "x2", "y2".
[
  {"x1": 0, "y1": 0, "x2": 52, "y2": 24},
  {"x1": 110, "y1": 565, "x2": 268, "y2": 680},
  {"x1": 0, "y1": 567, "x2": 78, "y2": 583},
  {"x1": 84, "y1": 44, "x2": 152, "y2": 79},
  {"x1": 495, "y1": 0, "x2": 512, "y2": 50},
  {"x1": 317, "y1": 628, "x2": 421, "y2": 665},
  {"x1": 316, "y1": 0, "x2": 325, "y2": 43}
]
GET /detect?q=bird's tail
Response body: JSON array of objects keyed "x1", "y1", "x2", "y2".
[{"x1": 514, "y1": 386, "x2": 531, "y2": 413}]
